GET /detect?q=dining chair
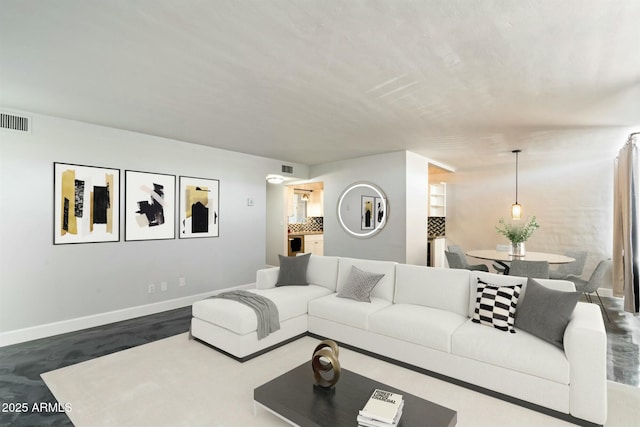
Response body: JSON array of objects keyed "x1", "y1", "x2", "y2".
[
  {"x1": 444, "y1": 251, "x2": 466, "y2": 270},
  {"x1": 549, "y1": 250, "x2": 588, "y2": 279},
  {"x1": 447, "y1": 245, "x2": 489, "y2": 272},
  {"x1": 507, "y1": 260, "x2": 550, "y2": 279},
  {"x1": 493, "y1": 244, "x2": 511, "y2": 274},
  {"x1": 568, "y1": 259, "x2": 612, "y2": 322}
]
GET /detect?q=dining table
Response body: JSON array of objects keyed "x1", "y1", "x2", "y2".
[{"x1": 466, "y1": 249, "x2": 575, "y2": 275}]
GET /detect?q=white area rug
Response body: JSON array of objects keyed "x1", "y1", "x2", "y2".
[{"x1": 42, "y1": 333, "x2": 639, "y2": 427}]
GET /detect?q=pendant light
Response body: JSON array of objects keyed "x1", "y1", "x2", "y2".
[{"x1": 511, "y1": 149, "x2": 522, "y2": 220}]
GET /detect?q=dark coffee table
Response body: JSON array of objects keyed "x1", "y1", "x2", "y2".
[{"x1": 254, "y1": 362, "x2": 457, "y2": 427}]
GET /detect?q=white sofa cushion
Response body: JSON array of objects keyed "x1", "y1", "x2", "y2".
[
  {"x1": 308, "y1": 294, "x2": 391, "y2": 330},
  {"x1": 452, "y1": 319, "x2": 570, "y2": 384},
  {"x1": 192, "y1": 285, "x2": 332, "y2": 335},
  {"x1": 306, "y1": 255, "x2": 340, "y2": 291},
  {"x1": 337, "y1": 257, "x2": 397, "y2": 302},
  {"x1": 394, "y1": 264, "x2": 470, "y2": 317},
  {"x1": 369, "y1": 304, "x2": 467, "y2": 353}
]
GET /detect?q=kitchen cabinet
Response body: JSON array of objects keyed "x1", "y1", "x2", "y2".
[
  {"x1": 307, "y1": 189, "x2": 324, "y2": 217},
  {"x1": 304, "y1": 234, "x2": 324, "y2": 256}
]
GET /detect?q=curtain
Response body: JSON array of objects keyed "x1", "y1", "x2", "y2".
[{"x1": 613, "y1": 134, "x2": 639, "y2": 314}]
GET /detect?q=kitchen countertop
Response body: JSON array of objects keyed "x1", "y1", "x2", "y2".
[{"x1": 288, "y1": 231, "x2": 323, "y2": 236}]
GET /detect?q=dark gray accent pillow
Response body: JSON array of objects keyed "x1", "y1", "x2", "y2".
[
  {"x1": 276, "y1": 253, "x2": 311, "y2": 286},
  {"x1": 515, "y1": 277, "x2": 581, "y2": 349},
  {"x1": 336, "y1": 266, "x2": 385, "y2": 302}
]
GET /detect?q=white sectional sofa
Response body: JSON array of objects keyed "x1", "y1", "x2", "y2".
[{"x1": 191, "y1": 255, "x2": 607, "y2": 426}]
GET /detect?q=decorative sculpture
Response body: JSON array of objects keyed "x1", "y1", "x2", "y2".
[{"x1": 311, "y1": 339, "x2": 341, "y2": 388}]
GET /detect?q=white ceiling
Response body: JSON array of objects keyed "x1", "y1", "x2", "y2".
[{"x1": 1, "y1": 1, "x2": 639, "y2": 170}]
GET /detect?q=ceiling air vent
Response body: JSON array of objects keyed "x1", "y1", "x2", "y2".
[
  {"x1": 281, "y1": 165, "x2": 293, "y2": 174},
  {"x1": 1, "y1": 112, "x2": 30, "y2": 133}
]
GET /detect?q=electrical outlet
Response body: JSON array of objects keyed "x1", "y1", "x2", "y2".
[
  {"x1": 179, "y1": 277, "x2": 186, "y2": 287},
  {"x1": 148, "y1": 284, "x2": 156, "y2": 293},
  {"x1": 160, "y1": 281, "x2": 168, "y2": 292}
]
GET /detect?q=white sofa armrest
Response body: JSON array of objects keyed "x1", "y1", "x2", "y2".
[
  {"x1": 256, "y1": 267, "x2": 280, "y2": 289},
  {"x1": 563, "y1": 302, "x2": 607, "y2": 424}
]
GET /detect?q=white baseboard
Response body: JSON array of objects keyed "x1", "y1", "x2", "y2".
[{"x1": 0, "y1": 284, "x2": 254, "y2": 348}]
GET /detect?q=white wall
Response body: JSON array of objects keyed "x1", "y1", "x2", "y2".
[
  {"x1": 310, "y1": 150, "x2": 429, "y2": 264},
  {"x1": 405, "y1": 151, "x2": 429, "y2": 265},
  {"x1": 265, "y1": 181, "x2": 287, "y2": 266},
  {"x1": 1, "y1": 111, "x2": 620, "y2": 344},
  {"x1": 441, "y1": 155, "x2": 614, "y2": 286},
  {"x1": 0, "y1": 112, "x2": 307, "y2": 340}
]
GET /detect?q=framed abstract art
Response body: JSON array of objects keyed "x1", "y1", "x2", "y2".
[
  {"x1": 374, "y1": 196, "x2": 386, "y2": 229},
  {"x1": 178, "y1": 176, "x2": 220, "y2": 238},
  {"x1": 125, "y1": 170, "x2": 176, "y2": 241},
  {"x1": 53, "y1": 162, "x2": 120, "y2": 244},
  {"x1": 361, "y1": 195, "x2": 375, "y2": 230}
]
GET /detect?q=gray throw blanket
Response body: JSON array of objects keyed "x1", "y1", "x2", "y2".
[{"x1": 209, "y1": 290, "x2": 280, "y2": 340}]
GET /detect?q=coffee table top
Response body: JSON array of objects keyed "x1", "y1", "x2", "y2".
[{"x1": 254, "y1": 362, "x2": 457, "y2": 427}]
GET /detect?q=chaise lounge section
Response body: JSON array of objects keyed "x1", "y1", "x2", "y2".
[
  {"x1": 190, "y1": 254, "x2": 607, "y2": 426},
  {"x1": 191, "y1": 254, "x2": 339, "y2": 359}
]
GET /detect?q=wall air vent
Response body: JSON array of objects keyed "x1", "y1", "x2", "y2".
[
  {"x1": 281, "y1": 165, "x2": 293, "y2": 174},
  {"x1": 0, "y1": 112, "x2": 30, "y2": 133}
]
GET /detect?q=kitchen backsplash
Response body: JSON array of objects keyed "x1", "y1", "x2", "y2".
[
  {"x1": 428, "y1": 217, "x2": 446, "y2": 238},
  {"x1": 289, "y1": 217, "x2": 323, "y2": 233},
  {"x1": 290, "y1": 216, "x2": 442, "y2": 235}
]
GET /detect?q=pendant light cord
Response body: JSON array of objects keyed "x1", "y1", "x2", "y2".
[{"x1": 513, "y1": 149, "x2": 521, "y2": 203}]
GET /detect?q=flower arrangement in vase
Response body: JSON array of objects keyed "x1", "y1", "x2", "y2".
[{"x1": 495, "y1": 216, "x2": 539, "y2": 256}]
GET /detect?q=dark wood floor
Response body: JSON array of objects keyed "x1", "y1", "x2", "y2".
[
  {"x1": 599, "y1": 295, "x2": 640, "y2": 387},
  {"x1": 0, "y1": 307, "x2": 193, "y2": 427},
  {"x1": 0, "y1": 297, "x2": 638, "y2": 427}
]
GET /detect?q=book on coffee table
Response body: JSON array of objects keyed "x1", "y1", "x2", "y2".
[
  {"x1": 357, "y1": 405, "x2": 403, "y2": 427},
  {"x1": 358, "y1": 389, "x2": 404, "y2": 425}
]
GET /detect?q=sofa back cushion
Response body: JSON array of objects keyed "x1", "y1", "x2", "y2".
[
  {"x1": 394, "y1": 264, "x2": 470, "y2": 317},
  {"x1": 306, "y1": 255, "x2": 340, "y2": 292},
  {"x1": 337, "y1": 257, "x2": 397, "y2": 301}
]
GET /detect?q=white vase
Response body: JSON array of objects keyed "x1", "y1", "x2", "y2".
[{"x1": 509, "y1": 242, "x2": 526, "y2": 257}]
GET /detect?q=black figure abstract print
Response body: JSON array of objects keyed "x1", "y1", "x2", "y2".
[
  {"x1": 179, "y1": 176, "x2": 219, "y2": 238},
  {"x1": 125, "y1": 170, "x2": 175, "y2": 241}
]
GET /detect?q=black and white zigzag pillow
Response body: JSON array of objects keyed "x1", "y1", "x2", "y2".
[{"x1": 472, "y1": 279, "x2": 522, "y2": 333}]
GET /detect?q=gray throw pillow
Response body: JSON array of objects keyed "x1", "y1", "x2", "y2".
[
  {"x1": 276, "y1": 253, "x2": 311, "y2": 286},
  {"x1": 336, "y1": 266, "x2": 385, "y2": 302},
  {"x1": 515, "y1": 278, "x2": 581, "y2": 349}
]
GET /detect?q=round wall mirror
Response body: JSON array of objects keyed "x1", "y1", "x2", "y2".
[{"x1": 337, "y1": 182, "x2": 388, "y2": 238}]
